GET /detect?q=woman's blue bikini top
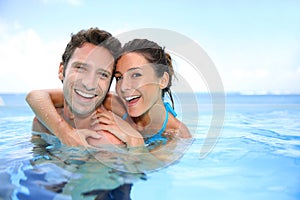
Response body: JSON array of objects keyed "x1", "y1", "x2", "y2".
[{"x1": 122, "y1": 102, "x2": 177, "y2": 147}]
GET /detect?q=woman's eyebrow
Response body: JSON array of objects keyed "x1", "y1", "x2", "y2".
[{"x1": 115, "y1": 67, "x2": 142, "y2": 74}]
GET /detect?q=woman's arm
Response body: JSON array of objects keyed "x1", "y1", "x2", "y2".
[
  {"x1": 90, "y1": 108, "x2": 144, "y2": 147},
  {"x1": 26, "y1": 89, "x2": 99, "y2": 146},
  {"x1": 90, "y1": 109, "x2": 193, "y2": 172},
  {"x1": 26, "y1": 89, "x2": 67, "y2": 134}
]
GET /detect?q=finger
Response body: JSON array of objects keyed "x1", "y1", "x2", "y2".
[
  {"x1": 88, "y1": 132, "x2": 102, "y2": 139},
  {"x1": 92, "y1": 106, "x2": 110, "y2": 119},
  {"x1": 90, "y1": 123, "x2": 102, "y2": 131},
  {"x1": 90, "y1": 118, "x2": 100, "y2": 126},
  {"x1": 77, "y1": 137, "x2": 91, "y2": 147},
  {"x1": 92, "y1": 111, "x2": 111, "y2": 120},
  {"x1": 90, "y1": 117, "x2": 111, "y2": 127},
  {"x1": 78, "y1": 129, "x2": 102, "y2": 139},
  {"x1": 91, "y1": 111, "x2": 103, "y2": 119},
  {"x1": 78, "y1": 135, "x2": 99, "y2": 148},
  {"x1": 100, "y1": 124, "x2": 126, "y2": 142},
  {"x1": 96, "y1": 107, "x2": 104, "y2": 113},
  {"x1": 96, "y1": 104, "x2": 107, "y2": 113},
  {"x1": 100, "y1": 104, "x2": 107, "y2": 111},
  {"x1": 98, "y1": 110, "x2": 113, "y2": 118},
  {"x1": 97, "y1": 117, "x2": 115, "y2": 125}
]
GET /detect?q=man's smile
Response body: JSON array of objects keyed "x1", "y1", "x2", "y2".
[{"x1": 75, "y1": 89, "x2": 97, "y2": 99}]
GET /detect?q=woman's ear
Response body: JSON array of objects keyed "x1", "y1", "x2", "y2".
[
  {"x1": 159, "y1": 72, "x2": 169, "y2": 89},
  {"x1": 58, "y1": 63, "x2": 64, "y2": 81}
]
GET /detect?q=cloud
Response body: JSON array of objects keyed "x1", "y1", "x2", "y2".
[
  {"x1": 208, "y1": 38, "x2": 300, "y2": 94},
  {"x1": 0, "y1": 22, "x2": 65, "y2": 93}
]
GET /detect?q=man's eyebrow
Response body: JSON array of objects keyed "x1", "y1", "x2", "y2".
[
  {"x1": 71, "y1": 61, "x2": 88, "y2": 67},
  {"x1": 114, "y1": 67, "x2": 142, "y2": 74},
  {"x1": 71, "y1": 62, "x2": 112, "y2": 75}
]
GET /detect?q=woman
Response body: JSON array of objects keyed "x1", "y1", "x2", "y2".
[
  {"x1": 26, "y1": 38, "x2": 192, "y2": 151},
  {"x1": 92, "y1": 39, "x2": 192, "y2": 151}
]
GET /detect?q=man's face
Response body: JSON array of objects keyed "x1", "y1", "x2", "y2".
[{"x1": 60, "y1": 43, "x2": 114, "y2": 118}]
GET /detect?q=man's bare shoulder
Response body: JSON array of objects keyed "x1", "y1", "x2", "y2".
[{"x1": 31, "y1": 116, "x2": 51, "y2": 134}]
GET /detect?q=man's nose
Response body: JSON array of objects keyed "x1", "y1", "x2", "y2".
[{"x1": 82, "y1": 72, "x2": 97, "y2": 90}]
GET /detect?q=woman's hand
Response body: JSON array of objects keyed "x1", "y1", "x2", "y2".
[
  {"x1": 91, "y1": 108, "x2": 144, "y2": 147},
  {"x1": 59, "y1": 127, "x2": 102, "y2": 147},
  {"x1": 87, "y1": 130, "x2": 125, "y2": 147}
]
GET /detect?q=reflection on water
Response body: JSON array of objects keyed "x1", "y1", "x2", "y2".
[
  {"x1": 2, "y1": 131, "x2": 192, "y2": 199},
  {"x1": 20, "y1": 133, "x2": 146, "y2": 199}
]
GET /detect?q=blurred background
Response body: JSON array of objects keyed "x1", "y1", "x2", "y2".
[{"x1": 0, "y1": 0, "x2": 299, "y2": 94}]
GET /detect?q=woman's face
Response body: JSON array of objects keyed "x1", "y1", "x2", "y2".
[{"x1": 115, "y1": 52, "x2": 165, "y2": 117}]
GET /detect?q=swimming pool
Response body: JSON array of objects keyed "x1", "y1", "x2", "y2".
[{"x1": 0, "y1": 93, "x2": 299, "y2": 199}]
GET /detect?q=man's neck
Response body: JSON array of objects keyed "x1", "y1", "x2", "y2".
[{"x1": 62, "y1": 104, "x2": 93, "y2": 129}]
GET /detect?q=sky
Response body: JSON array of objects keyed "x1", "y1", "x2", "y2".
[{"x1": 0, "y1": 0, "x2": 299, "y2": 94}]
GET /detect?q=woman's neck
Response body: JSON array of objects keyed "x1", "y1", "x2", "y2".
[{"x1": 131, "y1": 101, "x2": 167, "y2": 136}]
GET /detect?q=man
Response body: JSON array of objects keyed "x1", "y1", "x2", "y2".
[{"x1": 26, "y1": 28, "x2": 123, "y2": 146}]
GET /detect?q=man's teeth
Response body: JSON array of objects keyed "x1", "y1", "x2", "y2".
[
  {"x1": 125, "y1": 96, "x2": 140, "y2": 102},
  {"x1": 75, "y1": 89, "x2": 96, "y2": 98}
]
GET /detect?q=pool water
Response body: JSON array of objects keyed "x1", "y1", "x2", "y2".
[{"x1": 0, "y1": 93, "x2": 299, "y2": 200}]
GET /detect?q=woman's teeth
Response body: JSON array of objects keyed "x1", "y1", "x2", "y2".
[{"x1": 125, "y1": 95, "x2": 140, "y2": 102}]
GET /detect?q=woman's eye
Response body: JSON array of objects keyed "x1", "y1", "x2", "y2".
[
  {"x1": 115, "y1": 76, "x2": 122, "y2": 82},
  {"x1": 132, "y1": 73, "x2": 142, "y2": 78}
]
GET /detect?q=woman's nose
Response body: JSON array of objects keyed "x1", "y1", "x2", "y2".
[{"x1": 120, "y1": 76, "x2": 132, "y2": 92}]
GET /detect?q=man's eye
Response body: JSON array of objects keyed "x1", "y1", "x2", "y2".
[
  {"x1": 99, "y1": 72, "x2": 110, "y2": 79},
  {"x1": 75, "y1": 65, "x2": 85, "y2": 71}
]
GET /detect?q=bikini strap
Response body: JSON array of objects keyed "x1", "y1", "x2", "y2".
[
  {"x1": 122, "y1": 112, "x2": 128, "y2": 120},
  {"x1": 145, "y1": 102, "x2": 175, "y2": 145},
  {"x1": 123, "y1": 102, "x2": 176, "y2": 147},
  {"x1": 164, "y1": 102, "x2": 177, "y2": 117},
  {"x1": 145, "y1": 110, "x2": 169, "y2": 146}
]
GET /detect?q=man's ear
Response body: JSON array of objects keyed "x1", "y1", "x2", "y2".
[
  {"x1": 58, "y1": 63, "x2": 64, "y2": 81},
  {"x1": 159, "y1": 72, "x2": 169, "y2": 89}
]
